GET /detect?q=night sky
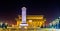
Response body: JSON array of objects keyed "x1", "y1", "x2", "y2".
[{"x1": 0, "y1": 0, "x2": 60, "y2": 24}]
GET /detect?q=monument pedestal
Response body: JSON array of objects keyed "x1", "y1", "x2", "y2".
[{"x1": 20, "y1": 23, "x2": 28, "y2": 26}]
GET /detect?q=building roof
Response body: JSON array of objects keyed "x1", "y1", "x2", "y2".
[{"x1": 18, "y1": 15, "x2": 44, "y2": 19}]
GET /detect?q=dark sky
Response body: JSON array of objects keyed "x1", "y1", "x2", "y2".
[{"x1": 0, "y1": 0, "x2": 60, "y2": 23}]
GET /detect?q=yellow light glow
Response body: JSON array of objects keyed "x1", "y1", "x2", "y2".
[
  {"x1": 29, "y1": 20, "x2": 32, "y2": 22},
  {"x1": 24, "y1": 26, "x2": 27, "y2": 29},
  {"x1": 19, "y1": 26, "x2": 21, "y2": 28}
]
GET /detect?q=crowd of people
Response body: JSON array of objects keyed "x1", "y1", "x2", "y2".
[{"x1": 0, "y1": 22, "x2": 8, "y2": 29}]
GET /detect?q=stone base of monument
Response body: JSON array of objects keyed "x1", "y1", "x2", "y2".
[{"x1": 20, "y1": 23, "x2": 28, "y2": 26}]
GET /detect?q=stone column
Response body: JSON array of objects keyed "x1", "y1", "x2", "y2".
[
  {"x1": 20, "y1": 7, "x2": 28, "y2": 26},
  {"x1": 22, "y1": 7, "x2": 26, "y2": 23}
]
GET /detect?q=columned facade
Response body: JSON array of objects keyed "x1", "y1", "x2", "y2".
[{"x1": 15, "y1": 15, "x2": 46, "y2": 28}]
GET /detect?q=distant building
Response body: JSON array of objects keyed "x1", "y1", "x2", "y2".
[{"x1": 15, "y1": 15, "x2": 46, "y2": 28}]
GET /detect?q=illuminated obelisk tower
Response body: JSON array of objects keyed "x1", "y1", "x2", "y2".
[{"x1": 20, "y1": 7, "x2": 28, "y2": 26}]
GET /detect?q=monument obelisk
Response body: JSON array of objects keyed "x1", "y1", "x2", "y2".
[{"x1": 20, "y1": 7, "x2": 28, "y2": 26}]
